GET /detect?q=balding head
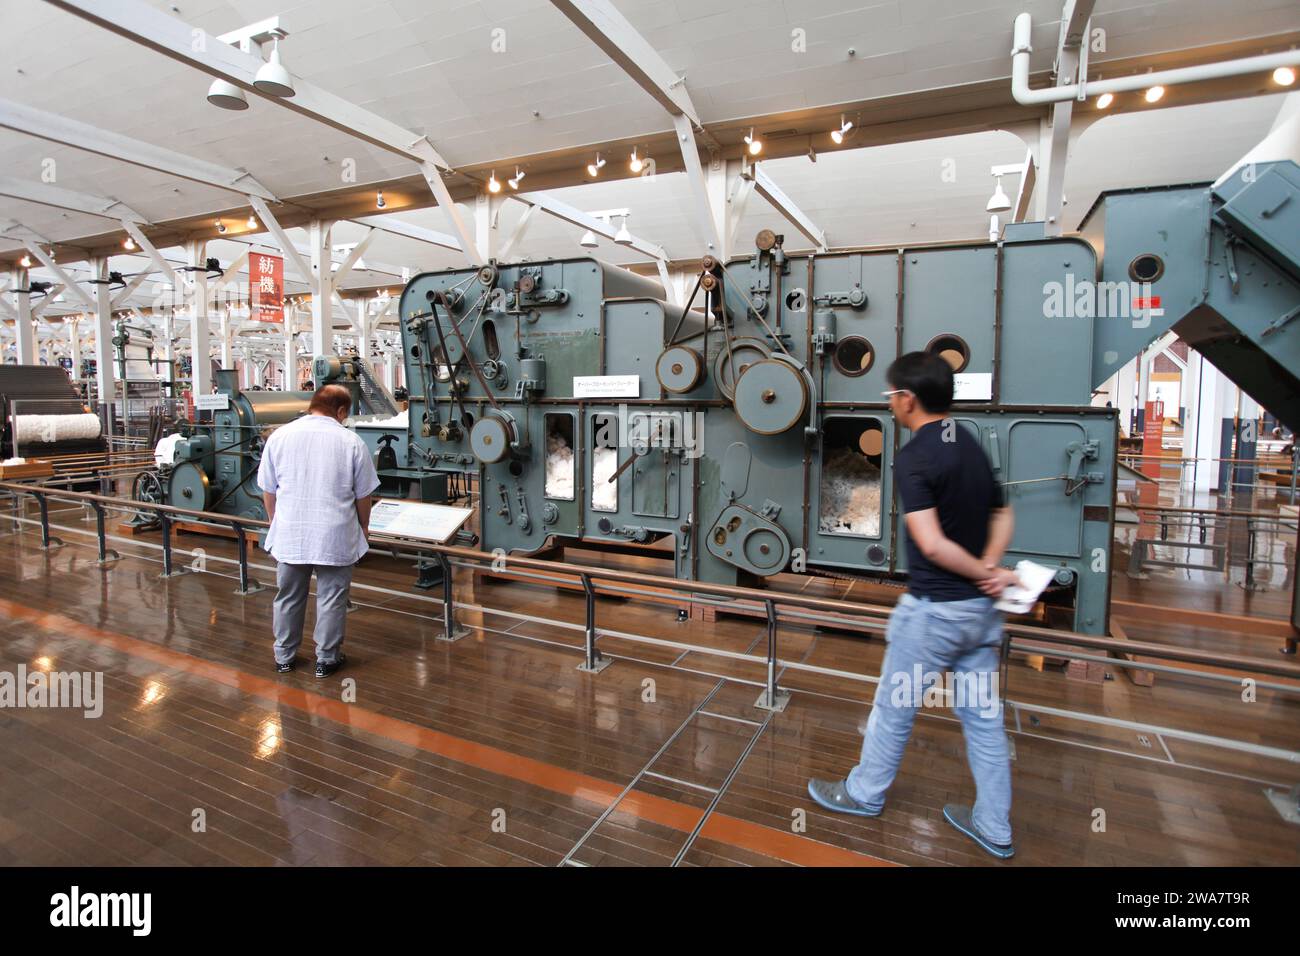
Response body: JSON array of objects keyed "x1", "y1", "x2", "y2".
[{"x1": 308, "y1": 384, "x2": 353, "y2": 422}]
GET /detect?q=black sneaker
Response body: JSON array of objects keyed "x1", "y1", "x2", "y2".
[
  {"x1": 315, "y1": 654, "x2": 347, "y2": 678},
  {"x1": 275, "y1": 659, "x2": 296, "y2": 674}
]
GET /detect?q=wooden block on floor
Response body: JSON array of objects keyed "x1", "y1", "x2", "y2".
[{"x1": 1066, "y1": 659, "x2": 1107, "y2": 683}]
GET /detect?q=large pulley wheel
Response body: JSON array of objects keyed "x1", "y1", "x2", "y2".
[
  {"x1": 656, "y1": 345, "x2": 704, "y2": 394},
  {"x1": 470, "y1": 414, "x2": 515, "y2": 464},
  {"x1": 733, "y1": 359, "x2": 809, "y2": 435},
  {"x1": 713, "y1": 337, "x2": 770, "y2": 401},
  {"x1": 167, "y1": 461, "x2": 212, "y2": 510}
]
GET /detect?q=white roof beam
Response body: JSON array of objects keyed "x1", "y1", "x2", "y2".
[
  {"x1": 23, "y1": 243, "x2": 96, "y2": 309},
  {"x1": 514, "y1": 192, "x2": 666, "y2": 262},
  {"x1": 0, "y1": 97, "x2": 274, "y2": 200},
  {"x1": 0, "y1": 176, "x2": 150, "y2": 224},
  {"x1": 549, "y1": 0, "x2": 701, "y2": 127},
  {"x1": 746, "y1": 165, "x2": 827, "y2": 252},
  {"x1": 331, "y1": 228, "x2": 378, "y2": 286},
  {"x1": 352, "y1": 215, "x2": 461, "y2": 252}
]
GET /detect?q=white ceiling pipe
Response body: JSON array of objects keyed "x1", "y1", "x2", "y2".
[{"x1": 1011, "y1": 12, "x2": 1300, "y2": 106}]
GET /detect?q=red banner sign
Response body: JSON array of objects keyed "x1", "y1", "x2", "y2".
[{"x1": 249, "y1": 252, "x2": 284, "y2": 325}]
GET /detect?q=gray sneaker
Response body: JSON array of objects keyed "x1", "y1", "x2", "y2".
[
  {"x1": 807, "y1": 778, "x2": 881, "y2": 817},
  {"x1": 943, "y1": 804, "x2": 1015, "y2": 859}
]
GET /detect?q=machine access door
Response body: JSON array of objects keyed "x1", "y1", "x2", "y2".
[{"x1": 1003, "y1": 419, "x2": 1087, "y2": 559}]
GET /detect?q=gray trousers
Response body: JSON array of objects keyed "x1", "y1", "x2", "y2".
[{"x1": 273, "y1": 562, "x2": 353, "y2": 664}]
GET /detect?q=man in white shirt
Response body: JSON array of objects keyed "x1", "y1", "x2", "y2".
[{"x1": 257, "y1": 384, "x2": 380, "y2": 678}]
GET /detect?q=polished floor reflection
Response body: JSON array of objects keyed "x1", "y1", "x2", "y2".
[{"x1": 0, "y1": 502, "x2": 1296, "y2": 866}]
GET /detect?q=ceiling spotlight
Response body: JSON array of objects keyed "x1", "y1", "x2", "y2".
[
  {"x1": 744, "y1": 128, "x2": 762, "y2": 156},
  {"x1": 507, "y1": 167, "x2": 525, "y2": 189},
  {"x1": 614, "y1": 215, "x2": 632, "y2": 246},
  {"x1": 254, "y1": 38, "x2": 296, "y2": 98},
  {"x1": 1274, "y1": 66, "x2": 1297, "y2": 87},
  {"x1": 247, "y1": 214, "x2": 258, "y2": 229},
  {"x1": 986, "y1": 174, "x2": 1011, "y2": 213},
  {"x1": 206, "y1": 78, "x2": 249, "y2": 111},
  {"x1": 19, "y1": 255, "x2": 31, "y2": 268},
  {"x1": 376, "y1": 190, "x2": 386, "y2": 209},
  {"x1": 831, "y1": 116, "x2": 854, "y2": 145},
  {"x1": 123, "y1": 236, "x2": 136, "y2": 251},
  {"x1": 629, "y1": 149, "x2": 644, "y2": 173},
  {"x1": 579, "y1": 229, "x2": 598, "y2": 249},
  {"x1": 1144, "y1": 85, "x2": 1164, "y2": 103},
  {"x1": 487, "y1": 171, "x2": 502, "y2": 194},
  {"x1": 216, "y1": 219, "x2": 227, "y2": 234},
  {"x1": 587, "y1": 153, "x2": 606, "y2": 177},
  {"x1": 1095, "y1": 92, "x2": 1114, "y2": 109}
]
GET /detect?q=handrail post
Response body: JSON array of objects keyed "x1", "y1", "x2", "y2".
[
  {"x1": 157, "y1": 509, "x2": 187, "y2": 578},
  {"x1": 436, "y1": 551, "x2": 469, "y2": 642},
  {"x1": 576, "y1": 572, "x2": 611, "y2": 673},
  {"x1": 34, "y1": 492, "x2": 63, "y2": 550},
  {"x1": 755, "y1": 598, "x2": 790, "y2": 712},
  {"x1": 230, "y1": 520, "x2": 265, "y2": 596},
  {"x1": 89, "y1": 500, "x2": 120, "y2": 566}
]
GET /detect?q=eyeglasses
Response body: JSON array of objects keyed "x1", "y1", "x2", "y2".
[{"x1": 881, "y1": 388, "x2": 911, "y2": 398}]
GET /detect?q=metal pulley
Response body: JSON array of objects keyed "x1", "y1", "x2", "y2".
[
  {"x1": 656, "y1": 345, "x2": 705, "y2": 394},
  {"x1": 167, "y1": 461, "x2": 212, "y2": 510},
  {"x1": 705, "y1": 503, "x2": 791, "y2": 577},
  {"x1": 470, "y1": 411, "x2": 519, "y2": 464},
  {"x1": 733, "y1": 356, "x2": 810, "y2": 435},
  {"x1": 713, "y1": 336, "x2": 770, "y2": 401}
]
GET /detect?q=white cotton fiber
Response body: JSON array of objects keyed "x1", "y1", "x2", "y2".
[
  {"x1": 591, "y1": 445, "x2": 618, "y2": 512},
  {"x1": 819, "y1": 446, "x2": 882, "y2": 537},
  {"x1": 546, "y1": 429, "x2": 575, "y2": 499}
]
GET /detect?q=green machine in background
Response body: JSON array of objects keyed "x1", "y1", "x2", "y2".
[{"x1": 362, "y1": 163, "x2": 1300, "y2": 633}]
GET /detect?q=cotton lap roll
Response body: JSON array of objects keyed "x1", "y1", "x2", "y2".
[{"x1": 14, "y1": 413, "x2": 102, "y2": 445}]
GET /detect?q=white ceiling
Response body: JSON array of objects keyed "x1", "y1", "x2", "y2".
[{"x1": 1, "y1": 0, "x2": 1297, "y2": 315}]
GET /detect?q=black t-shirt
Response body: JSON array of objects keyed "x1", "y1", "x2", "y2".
[{"x1": 895, "y1": 418, "x2": 1005, "y2": 601}]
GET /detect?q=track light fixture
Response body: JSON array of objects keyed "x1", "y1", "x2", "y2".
[
  {"x1": 19, "y1": 255, "x2": 31, "y2": 268},
  {"x1": 247, "y1": 214, "x2": 258, "y2": 228},
  {"x1": 123, "y1": 237, "x2": 136, "y2": 251},
  {"x1": 614, "y1": 215, "x2": 632, "y2": 246},
  {"x1": 376, "y1": 190, "x2": 386, "y2": 209},
  {"x1": 206, "y1": 78, "x2": 249, "y2": 111},
  {"x1": 1095, "y1": 92, "x2": 1114, "y2": 109},
  {"x1": 488, "y1": 171, "x2": 502, "y2": 194},
  {"x1": 254, "y1": 37, "x2": 296, "y2": 98},
  {"x1": 587, "y1": 153, "x2": 606, "y2": 177},
  {"x1": 1144, "y1": 85, "x2": 1165, "y2": 103},
  {"x1": 507, "y1": 167, "x2": 525, "y2": 189},
  {"x1": 216, "y1": 219, "x2": 227, "y2": 234},
  {"x1": 579, "y1": 229, "x2": 598, "y2": 249},
  {"x1": 1274, "y1": 66, "x2": 1296, "y2": 86},
  {"x1": 831, "y1": 116, "x2": 854, "y2": 144},
  {"x1": 744, "y1": 128, "x2": 762, "y2": 155},
  {"x1": 629, "y1": 148, "x2": 644, "y2": 173},
  {"x1": 986, "y1": 175, "x2": 1011, "y2": 213}
]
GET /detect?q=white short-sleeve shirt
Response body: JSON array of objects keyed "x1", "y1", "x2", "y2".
[{"x1": 257, "y1": 414, "x2": 381, "y2": 566}]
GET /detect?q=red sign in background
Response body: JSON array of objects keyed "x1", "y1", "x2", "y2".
[{"x1": 249, "y1": 252, "x2": 284, "y2": 324}]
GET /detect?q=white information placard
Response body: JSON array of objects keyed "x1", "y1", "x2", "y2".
[
  {"x1": 195, "y1": 393, "x2": 230, "y2": 411},
  {"x1": 368, "y1": 499, "x2": 474, "y2": 544},
  {"x1": 573, "y1": 375, "x2": 640, "y2": 399},
  {"x1": 953, "y1": 373, "x2": 993, "y2": 401}
]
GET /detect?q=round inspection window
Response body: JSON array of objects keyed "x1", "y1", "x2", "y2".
[
  {"x1": 926, "y1": 334, "x2": 970, "y2": 373},
  {"x1": 832, "y1": 336, "x2": 874, "y2": 376},
  {"x1": 1128, "y1": 253, "x2": 1164, "y2": 283},
  {"x1": 858, "y1": 427, "x2": 884, "y2": 457}
]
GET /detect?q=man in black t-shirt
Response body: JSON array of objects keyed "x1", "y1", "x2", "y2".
[{"x1": 807, "y1": 352, "x2": 1021, "y2": 859}]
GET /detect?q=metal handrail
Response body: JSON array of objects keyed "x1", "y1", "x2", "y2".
[{"x1": 2, "y1": 480, "x2": 1299, "y2": 695}]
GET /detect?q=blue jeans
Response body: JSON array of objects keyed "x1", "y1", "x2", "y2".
[{"x1": 845, "y1": 592, "x2": 1013, "y2": 845}]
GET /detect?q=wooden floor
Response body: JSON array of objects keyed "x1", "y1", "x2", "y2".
[{"x1": 0, "y1": 500, "x2": 1296, "y2": 867}]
